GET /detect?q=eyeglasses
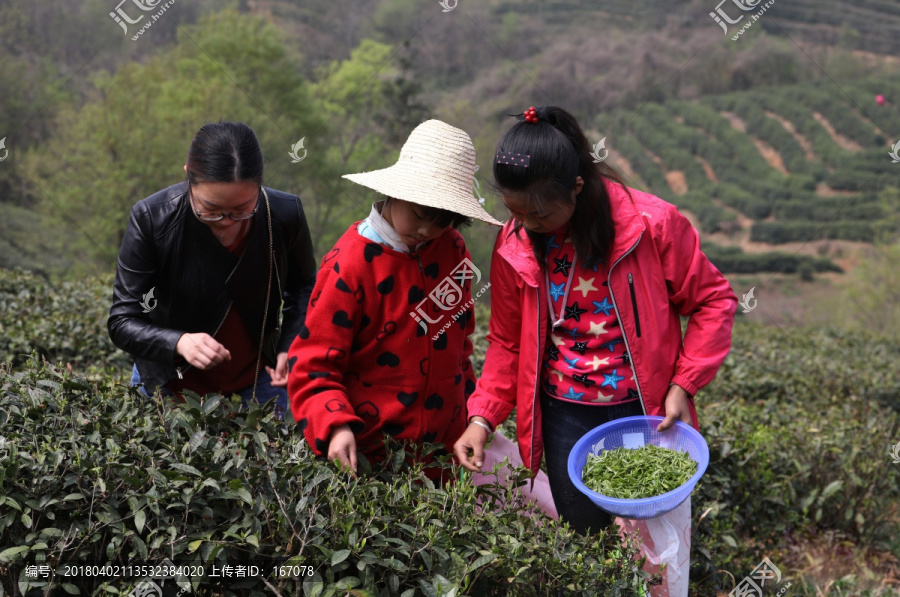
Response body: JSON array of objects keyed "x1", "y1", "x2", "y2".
[{"x1": 189, "y1": 186, "x2": 260, "y2": 222}]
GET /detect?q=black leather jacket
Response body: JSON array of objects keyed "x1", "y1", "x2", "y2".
[{"x1": 108, "y1": 181, "x2": 317, "y2": 393}]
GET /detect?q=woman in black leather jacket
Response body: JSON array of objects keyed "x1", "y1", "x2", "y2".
[{"x1": 108, "y1": 122, "x2": 317, "y2": 419}]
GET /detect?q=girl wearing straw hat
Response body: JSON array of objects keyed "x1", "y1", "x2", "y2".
[
  {"x1": 454, "y1": 106, "x2": 737, "y2": 535},
  {"x1": 288, "y1": 120, "x2": 501, "y2": 473}
]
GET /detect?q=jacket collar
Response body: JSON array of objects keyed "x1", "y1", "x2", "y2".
[{"x1": 497, "y1": 180, "x2": 645, "y2": 286}]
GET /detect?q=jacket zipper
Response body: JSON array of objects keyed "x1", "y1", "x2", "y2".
[
  {"x1": 529, "y1": 285, "x2": 542, "y2": 473},
  {"x1": 608, "y1": 234, "x2": 646, "y2": 415},
  {"x1": 176, "y1": 301, "x2": 233, "y2": 379},
  {"x1": 627, "y1": 273, "x2": 642, "y2": 338}
]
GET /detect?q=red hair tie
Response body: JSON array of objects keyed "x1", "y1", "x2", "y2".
[{"x1": 523, "y1": 106, "x2": 538, "y2": 123}]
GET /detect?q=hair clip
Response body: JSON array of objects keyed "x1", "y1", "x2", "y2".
[
  {"x1": 496, "y1": 151, "x2": 531, "y2": 167},
  {"x1": 507, "y1": 105, "x2": 539, "y2": 124}
]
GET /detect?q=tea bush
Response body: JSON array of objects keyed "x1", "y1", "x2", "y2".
[
  {"x1": 702, "y1": 243, "x2": 842, "y2": 274},
  {"x1": 0, "y1": 269, "x2": 128, "y2": 373},
  {"x1": 0, "y1": 358, "x2": 652, "y2": 597},
  {"x1": 2, "y1": 270, "x2": 899, "y2": 596},
  {"x1": 689, "y1": 321, "x2": 900, "y2": 594}
]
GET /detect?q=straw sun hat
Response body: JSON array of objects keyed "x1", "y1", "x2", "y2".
[{"x1": 342, "y1": 120, "x2": 502, "y2": 226}]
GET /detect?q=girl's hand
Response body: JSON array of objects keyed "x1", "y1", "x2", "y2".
[
  {"x1": 265, "y1": 352, "x2": 290, "y2": 387},
  {"x1": 657, "y1": 384, "x2": 693, "y2": 431},
  {"x1": 453, "y1": 418, "x2": 492, "y2": 472},
  {"x1": 328, "y1": 424, "x2": 357, "y2": 473},
  {"x1": 176, "y1": 333, "x2": 231, "y2": 369}
]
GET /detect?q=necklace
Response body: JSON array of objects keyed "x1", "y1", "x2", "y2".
[{"x1": 545, "y1": 251, "x2": 577, "y2": 328}]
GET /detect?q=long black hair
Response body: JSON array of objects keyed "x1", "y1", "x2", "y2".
[
  {"x1": 493, "y1": 106, "x2": 627, "y2": 268},
  {"x1": 185, "y1": 122, "x2": 264, "y2": 186}
]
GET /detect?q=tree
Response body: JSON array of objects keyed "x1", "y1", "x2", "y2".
[
  {"x1": 23, "y1": 9, "x2": 330, "y2": 269},
  {"x1": 307, "y1": 38, "x2": 429, "y2": 252}
]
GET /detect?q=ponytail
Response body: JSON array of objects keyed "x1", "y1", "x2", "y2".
[{"x1": 493, "y1": 106, "x2": 627, "y2": 268}]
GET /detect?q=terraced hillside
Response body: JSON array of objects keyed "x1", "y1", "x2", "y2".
[{"x1": 592, "y1": 75, "x2": 900, "y2": 274}]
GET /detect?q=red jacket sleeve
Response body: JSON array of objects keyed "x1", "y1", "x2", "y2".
[
  {"x1": 660, "y1": 205, "x2": 738, "y2": 397},
  {"x1": 465, "y1": 234, "x2": 523, "y2": 429},
  {"x1": 287, "y1": 250, "x2": 365, "y2": 456}
]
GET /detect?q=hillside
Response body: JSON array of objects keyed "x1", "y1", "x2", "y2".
[{"x1": 592, "y1": 75, "x2": 899, "y2": 257}]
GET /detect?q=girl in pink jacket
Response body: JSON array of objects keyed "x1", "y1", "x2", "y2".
[{"x1": 454, "y1": 106, "x2": 737, "y2": 534}]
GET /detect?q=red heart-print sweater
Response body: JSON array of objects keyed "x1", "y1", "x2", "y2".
[{"x1": 287, "y1": 223, "x2": 478, "y2": 461}]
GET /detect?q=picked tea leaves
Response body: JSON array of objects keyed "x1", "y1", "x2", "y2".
[{"x1": 582, "y1": 444, "x2": 697, "y2": 499}]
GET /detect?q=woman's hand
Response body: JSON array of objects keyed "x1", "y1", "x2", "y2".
[
  {"x1": 453, "y1": 417, "x2": 492, "y2": 472},
  {"x1": 175, "y1": 333, "x2": 231, "y2": 370},
  {"x1": 657, "y1": 384, "x2": 693, "y2": 431},
  {"x1": 328, "y1": 424, "x2": 357, "y2": 473},
  {"x1": 265, "y1": 352, "x2": 290, "y2": 387}
]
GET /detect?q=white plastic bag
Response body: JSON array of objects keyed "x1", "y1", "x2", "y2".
[
  {"x1": 469, "y1": 431, "x2": 690, "y2": 597},
  {"x1": 616, "y1": 497, "x2": 692, "y2": 597},
  {"x1": 470, "y1": 430, "x2": 559, "y2": 519}
]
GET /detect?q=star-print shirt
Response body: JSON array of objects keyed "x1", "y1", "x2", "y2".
[
  {"x1": 541, "y1": 226, "x2": 639, "y2": 405},
  {"x1": 287, "y1": 222, "x2": 477, "y2": 462}
]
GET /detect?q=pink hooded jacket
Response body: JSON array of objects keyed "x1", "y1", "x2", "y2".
[{"x1": 467, "y1": 180, "x2": 737, "y2": 474}]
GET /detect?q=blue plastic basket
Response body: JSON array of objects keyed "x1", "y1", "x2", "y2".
[{"x1": 567, "y1": 415, "x2": 709, "y2": 519}]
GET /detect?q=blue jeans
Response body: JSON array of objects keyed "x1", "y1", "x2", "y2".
[
  {"x1": 130, "y1": 364, "x2": 287, "y2": 420},
  {"x1": 540, "y1": 392, "x2": 644, "y2": 535}
]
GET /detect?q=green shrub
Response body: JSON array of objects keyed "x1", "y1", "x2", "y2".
[
  {"x1": 750, "y1": 220, "x2": 875, "y2": 243},
  {"x1": 691, "y1": 323, "x2": 900, "y2": 594},
  {"x1": 0, "y1": 359, "x2": 653, "y2": 597},
  {"x1": 702, "y1": 243, "x2": 842, "y2": 274},
  {"x1": 0, "y1": 270, "x2": 128, "y2": 373}
]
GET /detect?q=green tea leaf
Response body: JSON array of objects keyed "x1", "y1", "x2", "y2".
[
  {"x1": 582, "y1": 445, "x2": 697, "y2": 499},
  {"x1": 0, "y1": 546, "x2": 29, "y2": 562},
  {"x1": 332, "y1": 549, "x2": 351, "y2": 565}
]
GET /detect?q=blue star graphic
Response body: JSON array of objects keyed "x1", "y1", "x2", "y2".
[
  {"x1": 600, "y1": 338, "x2": 623, "y2": 352},
  {"x1": 545, "y1": 234, "x2": 560, "y2": 252},
  {"x1": 601, "y1": 369, "x2": 625, "y2": 390},
  {"x1": 592, "y1": 297, "x2": 614, "y2": 316},
  {"x1": 562, "y1": 387, "x2": 585, "y2": 400},
  {"x1": 563, "y1": 326, "x2": 582, "y2": 340},
  {"x1": 563, "y1": 355, "x2": 579, "y2": 369},
  {"x1": 582, "y1": 260, "x2": 600, "y2": 272},
  {"x1": 549, "y1": 281, "x2": 566, "y2": 303}
]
